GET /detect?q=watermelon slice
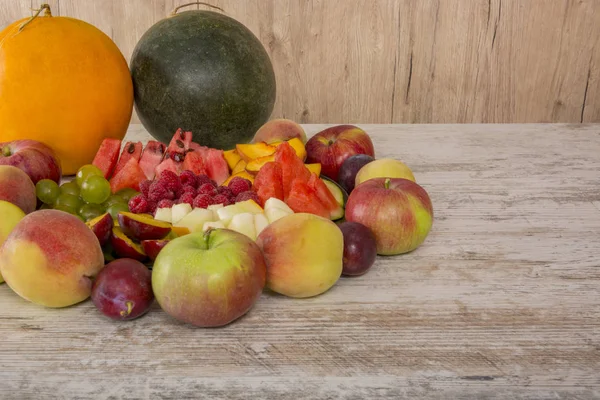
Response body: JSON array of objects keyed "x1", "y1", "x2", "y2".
[
  {"x1": 109, "y1": 157, "x2": 147, "y2": 193},
  {"x1": 164, "y1": 128, "x2": 193, "y2": 160},
  {"x1": 92, "y1": 138, "x2": 121, "y2": 179},
  {"x1": 285, "y1": 178, "x2": 330, "y2": 219},
  {"x1": 307, "y1": 173, "x2": 344, "y2": 220},
  {"x1": 182, "y1": 151, "x2": 207, "y2": 176},
  {"x1": 113, "y1": 141, "x2": 143, "y2": 177},
  {"x1": 274, "y1": 141, "x2": 311, "y2": 199},
  {"x1": 154, "y1": 157, "x2": 183, "y2": 177},
  {"x1": 188, "y1": 142, "x2": 209, "y2": 158},
  {"x1": 139, "y1": 141, "x2": 166, "y2": 179},
  {"x1": 253, "y1": 161, "x2": 284, "y2": 206},
  {"x1": 205, "y1": 149, "x2": 230, "y2": 185}
]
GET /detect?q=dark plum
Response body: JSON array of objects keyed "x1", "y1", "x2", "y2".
[
  {"x1": 338, "y1": 221, "x2": 377, "y2": 276},
  {"x1": 337, "y1": 154, "x2": 375, "y2": 193},
  {"x1": 91, "y1": 258, "x2": 154, "y2": 321}
]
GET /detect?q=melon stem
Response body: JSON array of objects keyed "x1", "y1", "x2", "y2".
[
  {"x1": 168, "y1": 2, "x2": 224, "y2": 17},
  {"x1": 18, "y1": 3, "x2": 52, "y2": 32}
]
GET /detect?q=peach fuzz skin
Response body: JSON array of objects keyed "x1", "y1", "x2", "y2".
[
  {"x1": 0, "y1": 210, "x2": 104, "y2": 308},
  {"x1": 345, "y1": 178, "x2": 433, "y2": 255},
  {"x1": 256, "y1": 213, "x2": 344, "y2": 298},
  {"x1": 0, "y1": 165, "x2": 36, "y2": 214}
]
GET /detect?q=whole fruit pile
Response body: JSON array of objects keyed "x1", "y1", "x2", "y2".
[{"x1": 0, "y1": 4, "x2": 435, "y2": 330}]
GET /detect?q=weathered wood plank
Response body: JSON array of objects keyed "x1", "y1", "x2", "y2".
[
  {"x1": 1, "y1": 123, "x2": 599, "y2": 399},
  {"x1": 2, "y1": 1, "x2": 599, "y2": 124}
]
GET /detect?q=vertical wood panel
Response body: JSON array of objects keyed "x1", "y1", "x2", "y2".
[{"x1": 1, "y1": 0, "x2": 599, "y2": 124}]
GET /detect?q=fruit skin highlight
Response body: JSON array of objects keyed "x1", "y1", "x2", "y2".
[
  {"x1": 345, "y1": 178, "x2": 433, "y2": 255},
  {"x1": 152, "y1": 228, "x2": 266, "y2": 327},
  {"x1": 0, "y1": 165, "x2": 37, "y2": 214},
  {"x1": 0, "y1": 210, "x2": 105, "y2": 308},
  {"x1": 256, "y1": 213, "x2": 344, "y2": 298}
]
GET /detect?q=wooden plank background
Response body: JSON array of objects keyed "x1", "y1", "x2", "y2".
[{"x1": 1, "y1": 0, "x2": 599, "y2": 124}]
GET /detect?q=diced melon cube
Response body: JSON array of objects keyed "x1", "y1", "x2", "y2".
[
  {"x1": 254, "y1": 213, "x2": 269, "y2": 237},
  {"x1": 228, "y1": 212, "x2": 256, "y2": 240},
  {"x1": 203, "y1": 220, "x2": 226, "y2": 232},
  {"x1": 265, "y1": 206, "x2": 293, "y2": 224},
  {"x1": 174, "y1": 208, "x2": 216, "y2": 233},
  {"x1": 154, "y1": 207, "x2": 173, "y2": 223},
  {"x1": 171, "y1": 203, "x2": 192, "y2": 224},
  {"x1": 208, "y1": 204, "x2": 224, "y2": 211},
  {"x1": 264, "y1": 197, "x2": 294, "y2": 214}
]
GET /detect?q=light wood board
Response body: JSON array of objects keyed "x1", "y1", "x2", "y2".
[
  {"x1": 0, "y1": 123, "x2": 599, "y2": 399},
  {"x1": 0, "y1": 0, "x2": 598, "y2": 124}
]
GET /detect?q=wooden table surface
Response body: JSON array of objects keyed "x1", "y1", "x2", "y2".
[{"x1": 1, "y1": 123, "x2": 599, "y2": 400}]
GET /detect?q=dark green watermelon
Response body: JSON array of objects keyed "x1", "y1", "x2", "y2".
[{"x1": 130, "y1": 10, "x2": 276, "y2": 150}]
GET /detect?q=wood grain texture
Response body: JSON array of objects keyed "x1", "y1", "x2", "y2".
[
  {"x1": 0, "y1": 0, "x2": 599, "y2": 124},
  {"x1": 1, "y1": 123, "x2": 600, "y2": 399}
]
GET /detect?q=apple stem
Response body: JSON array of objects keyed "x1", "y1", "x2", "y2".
[
  {"x1": 1, "y1": 147, "x2": 10, "y2": 157},
  {"x1": 203, "y1": 228, "x2": 212, "y2": 247},
  {"x1": 384, "y1": 178, "x2": 391, "y2": 189}
]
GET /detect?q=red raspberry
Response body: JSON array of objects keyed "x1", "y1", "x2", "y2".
[
  {"x1": 196, "y1": 174, "x2": 216, "y2": 188},
  {"x1": 178, "y1": 192, "x2": 196, "y2": 206},
  {"x1": 198, "y1": 182, "x2": 218, "y2": 196},
  {"x1": 217, "y1": 186, "x2": 233, "y2": 199},
  {"x1": 147, "y1": 200, "x2": 158, "y2": 215},
  {"x1": 157, "y1": 199, "x2": 174, "y2": 208},
  {"x1": 179, "y1": 170, "x2": 198, "y2": 188},
  {"x1": 235, "y1": 190, "x2": 260, "y2": 204},
  {"x1": 181, "y1": 185, "x2": 197, "y2": 197},
  {"x1": 148, "y1": 180, "x2": 174, "y2": 202},
  {"x1": 158, "y1": 170, "x2": 182, "y2": 194},
  {"x1": 139, "y1": 180, "x2": 152, "y2": 198},
  {"x1": 193, "y1": 194, "x2": 213, "y2": 209},
  {"x1": 128, "y1": 194, "x2": 150, "y2": 214},
  {"x1": 212, "y1": 194, "x2": 232, "y2": 206},
  {"x1": 228, "y1": 177, "x2": 252, "y2": 196}
]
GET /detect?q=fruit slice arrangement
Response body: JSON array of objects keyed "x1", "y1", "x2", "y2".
[
  {"x1": 154, "y1": 197, "x2": 294, "y2": 241},
  {"x1": 92, "y1": 128, "x2": 230, "y2": 194},
  {"x1": 252, "y1": 142, "x2": 345, "y2": 220}
]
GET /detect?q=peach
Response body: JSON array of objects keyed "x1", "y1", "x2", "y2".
[
  {"x1": 256, "y1": 213, "x2": 343, "y2": 298},
  {"x1": 0, "y1": 165, "x2": 36, "y2": 214},
  {"x1": 236, "y1": 142, "x2": 276, "y2": 162},
  {"x1": 252, "y1": 118, "x2": 307, "y2": 144},
  {"x1": 0, "y1": 200, "x2": 26, "y2": 284},
  {"x1": 355, "y1": 158, "x2": 416, "y2": 187},
  {"x1": 223, "y1": 149, "x2": 242, "y2": 170},
  {"x1": 0, "y1": 210, "x2": 105, "y2": 307}
]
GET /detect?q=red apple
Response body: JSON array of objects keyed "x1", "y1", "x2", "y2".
[
  {"x1": 345, "y1": 178, "x2": 433, "y2": 255},
  {"x1": 152, "y1": 228, "x2": 266, "y2": 327},
  {"x1": 0, "y1": 140, "x2": 62, "y2": 185},
  {"x1": 305, "y1": 125, "x2": 375, "y2": 181}
]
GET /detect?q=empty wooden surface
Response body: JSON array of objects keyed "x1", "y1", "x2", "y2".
[
  {"x1": 1, "y1": 0, "x2": 599, "y2": 124},
  {"x1": 1, "y1": 123, "x2": 599, "y2": 399}
]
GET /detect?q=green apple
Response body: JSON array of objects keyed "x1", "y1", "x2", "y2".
[
  {"x1": 0, "y1": 200, "x2": 26, "y2": 283},
  {"x1": 152, "y1": 228, "x2": 266, "y2": 327}
]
